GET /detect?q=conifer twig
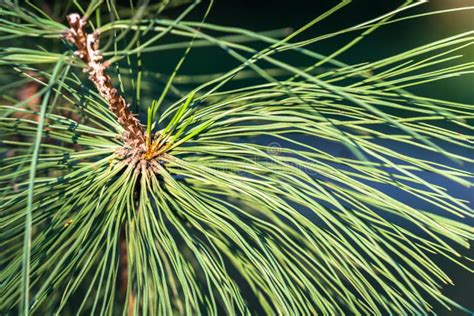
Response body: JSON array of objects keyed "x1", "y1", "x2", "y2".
[{"x1": 64, "y1": 13, "x2": 145, "y2": 151}]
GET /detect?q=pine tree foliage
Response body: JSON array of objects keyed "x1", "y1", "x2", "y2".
[{"x1": 1, "y1": 0, "x2": 473, "y2": 314}]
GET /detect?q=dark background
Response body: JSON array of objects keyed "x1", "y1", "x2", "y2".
[{"x1": 176, "y1": 0, "x2": 474, "y2": 101}]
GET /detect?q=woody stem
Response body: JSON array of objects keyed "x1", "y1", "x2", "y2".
[{"x1": 64, "y1": 13, "x2": 146, "y2": 151}]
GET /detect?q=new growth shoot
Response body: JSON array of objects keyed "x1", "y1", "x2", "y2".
[{"x1": 145, "y1": 90, "x2": 199, "y2": 159}]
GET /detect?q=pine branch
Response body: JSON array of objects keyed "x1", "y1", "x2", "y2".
[
  {"x1": 2, "y1": 2, "x2": 473, "y2": 314},
  {"x1": 64, "y1": 14, "x2": 146, "y2": 151}
]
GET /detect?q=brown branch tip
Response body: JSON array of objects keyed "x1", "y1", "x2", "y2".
[{"x1": 64, "y1": 13, "x2": 146, "y2": 152}]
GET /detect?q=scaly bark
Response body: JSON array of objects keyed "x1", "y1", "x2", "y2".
[{"x1": 64, "y1": 14, "x2": 146, "y2": 151}]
